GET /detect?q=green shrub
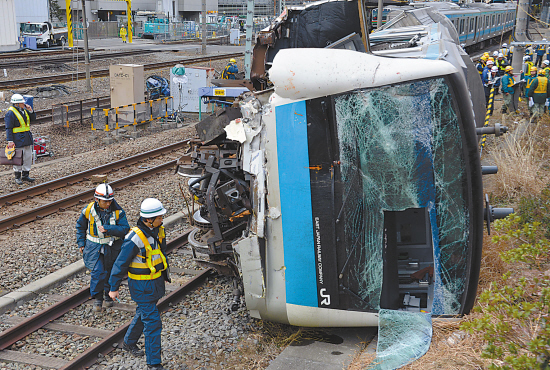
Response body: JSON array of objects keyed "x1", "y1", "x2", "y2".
[
  {"x1": 517, "y1": 186, "x2": 550, "y2": 238},
  {"x1": 461, "y1": 215, "x2": 550, "y2": 369}
]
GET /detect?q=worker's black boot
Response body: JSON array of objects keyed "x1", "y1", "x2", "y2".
[
  {"x1": 14, "y1": 172, "x2": 22, "y2": 185},
  {"x1": 21, "y1": 171, "x2": 35, "y2": 183}
]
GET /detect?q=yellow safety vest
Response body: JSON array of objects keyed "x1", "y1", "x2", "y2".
[
  {"x1": 127, "y1": 226, "x2": 167, "y2": 281},
  {"x1": 526, "y1": 61, "x2": 534, "y2": 74},
  {"x1": 8, "y1": 107, "x2": 30, "y2": 133},
  {"x1": 526, "y1": 77, "x2": 536, "y2": 90},
  {"x1": 84, "y1": 201, "x2": 121, "y2": 244},
  {"x1": 534, "y1": 76, "x2": 548, "y2": 94}
]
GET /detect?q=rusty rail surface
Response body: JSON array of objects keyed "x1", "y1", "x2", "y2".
[
  {"x1": 61, "y1": 268, "x2": 212, "y2": 370},
  {"x1": 0, "y1": 52, "x2": 244, "y2": 90},
  {"x1": 0, "y1": 160, "x2": 178, "y2": 232},
  {"x1": 0, "y1": 50, "x2": 158, "y2": 69},
  {"x1": 0, "y1": 231, "x2": 205, "y2": 358},
  {"x1": 0, "y1": 140, "x2": 187, "y2": 207}
]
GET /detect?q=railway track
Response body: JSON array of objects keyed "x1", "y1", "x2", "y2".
[
  {"x1": 0, "y1": 52, "x2": 244, "y2": 90},
  {"x1": 0, "y1": 48, "x2": 85, "y2": 60},
  {"x1": 0, "y1": 231, "x2": 213, "y2": 369},
  {"x1": 0, "y1": 50, "x2": 159, "y2": 69},
  {"x1": 0, "y1": 140, "x2": 189, "y2": 232}
]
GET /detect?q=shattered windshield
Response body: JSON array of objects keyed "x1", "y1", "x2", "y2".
[{"x1": 335, "y1": 77, "x2": 469, "y2": 315}]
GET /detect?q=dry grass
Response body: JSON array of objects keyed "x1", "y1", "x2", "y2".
[{"x1": 490, "y1": 120, "x2": 547, "y2": 199}]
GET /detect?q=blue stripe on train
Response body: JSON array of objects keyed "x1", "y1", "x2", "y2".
[{"x1": 275, "y1": 101, "x2": 318, "y2": 308}]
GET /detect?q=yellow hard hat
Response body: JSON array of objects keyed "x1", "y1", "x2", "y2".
[
  {"x1": 488, "y1": 57, "x2": 495, "y2": 62},
  {"x1": 229, "y1": 58, "x2": 236, "y2": 63},
  {"x1": 540, "y1": 69, "x2": 546, "y2": 74},
  {"x1": 481, "y1": 56, "x2": 487, "y2": 61},
  {"x1": 483, "y1": 52, "x2": 490, "y2": 57},
  {"x1": 531, "y1": 66, "x2": 538, "y2": 72},
  {"x1": 505, "y1": 66, "x2": 513, "y2": 72}
]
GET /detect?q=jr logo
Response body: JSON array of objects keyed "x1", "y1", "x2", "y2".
[{"x1": 320, "y1": 288, "x2": 331, "y2": 306}]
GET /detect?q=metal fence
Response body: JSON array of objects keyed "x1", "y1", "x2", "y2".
[
  {"x1": 151, "y1": 21, "x2": 271, "y2": 43},
  {"x1": 52, "y1": 97, "x2": 110, "y2": 128},
  {"x1": 72, "y1": 21, "x2": 138, "y2": 40},
  {"x1": 91, "y1": 97, "x2": 173, "y2": 132}
]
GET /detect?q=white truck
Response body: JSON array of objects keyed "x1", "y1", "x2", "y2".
[{"x1": 20, "y1": 22, "x2": 68, "y2": 48}]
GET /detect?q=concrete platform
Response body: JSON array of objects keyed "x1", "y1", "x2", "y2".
[
  {"x1": 0, "y1": 210, "x2": 187, "y2": 315},
  {"x1": 266, "y1": 327, "x2": 376, "y2": 370}
]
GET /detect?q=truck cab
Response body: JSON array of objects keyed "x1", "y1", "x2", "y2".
[{"x1": 20, "y1": 22, "x2": 67, "y2": 48}]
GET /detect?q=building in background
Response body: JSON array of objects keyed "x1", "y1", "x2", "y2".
[
  {"x1": 15, "y1": 0, "x2": 49, "y2": 24},
  {"x1": 56, "y1": 0, "x2": 218, "y2": 23},
  {"x1": 0, "y1": 0, "x2": 19, "y2": 51}
]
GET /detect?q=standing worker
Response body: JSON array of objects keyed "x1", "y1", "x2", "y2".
[
  {"x1": 109, "y1": 198, "x2": 170, "y2": 370},
  {"x1": 482, "y1": 66, "x2": 500, "y2": 116},
  {"x1": 527, "y1": 69, "x2": 550, "y2": 120},
  {"x1": 76, "y1": 184, "x2": 129, "y2": 312},
  {"x1": 501, "y1": 66, "x2": 516, "y2": 114},
  {"x1": 535, "y1": 43, "x2": 547, "y2": 67},
  {"x1": 120, "y1": 26, "x2": 127, "y2": 43},
  {"x1": 221, "y1": 58, "x2": 239, "y2": 79},
  {"x1": 525, "y1": 66, "x2": 538, "y2": 117},
  {"x1": 4, "y1": 94, "x2": 36, "y2": 185}
]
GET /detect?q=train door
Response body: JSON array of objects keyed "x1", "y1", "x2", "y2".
[
  {"x1": 485, "y1": 15, "x2": 490, "y2": 39},
  {"x1": 459, "y1": 17, "x2": 465, "y2": 43},
  {"x1": 469, "y1": 17, "x2": 475, "y2": 43}
]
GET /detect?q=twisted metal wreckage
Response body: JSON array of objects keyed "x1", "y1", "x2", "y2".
[{"x1": 176, "y1": 0, "x2": 513, "y2": 366}]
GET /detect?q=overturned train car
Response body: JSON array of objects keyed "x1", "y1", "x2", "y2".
[{"x1": 177, "y1": 0, "x2": 509, "y2": 326}]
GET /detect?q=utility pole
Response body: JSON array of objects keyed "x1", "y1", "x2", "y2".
[
  {"x1": 377, "y1": 0, "x2": 383, "y2": 29},
  {"x1": 244, "y1": 0, "x2": 254, "y2": 79},
  {"x1": 201, "y1": 0, "x2": 207, "y2": 55},
  {"x1": 81, "y1": 0, "x2": 91, "y2": 92},
  {"x1": 512, "y1": 0, "x2": 529, "y2": 79}
]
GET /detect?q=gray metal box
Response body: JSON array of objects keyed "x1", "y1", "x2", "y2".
[{"x1": 170, "y1": 66, "x2": 215, "y2": 113}]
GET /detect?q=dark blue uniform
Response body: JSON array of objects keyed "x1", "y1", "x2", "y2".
[
  {"x1": 4, "y1": 106, "x2": 35, "y2": 148},
  {"x1": 109, "y1": 218, "x2": 169, "y2": 367}
]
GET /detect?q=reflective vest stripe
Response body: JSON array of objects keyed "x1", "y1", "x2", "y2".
[
  {"x1": 8, "y1": 107, "x2": 30, "y2": 133},
  {"x1": 127, "y1": 226, "x2": 167, "y2": 281},
  {"x1": 534, "y1": 77, "x2": 548, "y2": 94},
  {"x1": 84, "y1": 201, "x2": 120, "y2": 244}
]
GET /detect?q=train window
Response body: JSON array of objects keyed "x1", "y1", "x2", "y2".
[
  {"x1": 459, "y1": 19, "x2": 465, "y2": 34},
  {"x1": 469, "y1": 18, "x2": 474, "y2": 33},
  {"x1": 485, "y1": 15, "x2": 489, "y2": 28},
  {"x1": 334, "y1": 77, "x2": 469, "y2": 314},
  {"x1": 497, "y1": 14, "x2": 500, "y2": 24},
  {"x1": 492, "y1": 15, "x2": 495, "y2": 26}
]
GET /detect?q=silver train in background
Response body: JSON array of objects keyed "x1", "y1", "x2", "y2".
[{"x1": 176, "y1": 0, "x2": 513, "y2": 326}]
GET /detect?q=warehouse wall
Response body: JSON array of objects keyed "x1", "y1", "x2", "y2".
[{"x1": 0, "y1": 0, "x2": 19, "y2": 51}]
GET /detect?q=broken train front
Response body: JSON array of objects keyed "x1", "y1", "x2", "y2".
[{"x1": 174, "y1": 0, "x2": 507, "y2": 327}]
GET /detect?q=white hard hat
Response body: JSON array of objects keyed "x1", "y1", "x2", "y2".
[
  {"x1": 544, "y1": 38, "x2": 547, "y2": 41},
  {"x1": 10, "y1": 94, "x2": 25, "y2": 104},
  {"x1": 493, "y1": 51, "x2": 498, "y2": 56},
  {"x1": 487, "y1": 60, "x2": 494, "y2": 65},
  {"x1": 544, "y1": 60, "x2": 550, "y2": 65},
  {"x1": 502, "y1": 43, "x2": 507, "y2": 47},
  {"x1": 140, "y1": 198, "x2": 166, "y2": 218},
  {"x1": 94, "y1": 183, "x2": 114, "y2": 201},
  {"x1": 491, "y1": 66, "x2": 498, "y2": 73},
  {"x1": 498, "y1": 53, "x2": 504, "y2": 58},
  {"x1": 524, "y1": 56, "x2": 530, "y2": 61}
]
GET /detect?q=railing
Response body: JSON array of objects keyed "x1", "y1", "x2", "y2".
[
  {"x1": 91, "y1": 97, "x2": 173, "y2": 132},
  {"x1": 52, "y1": 96, "x2": 110, "y2": 128}
]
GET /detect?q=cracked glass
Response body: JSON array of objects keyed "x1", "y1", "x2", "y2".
[{"x1": 334, "y1": 77, "x2": 469, "y2": 315}]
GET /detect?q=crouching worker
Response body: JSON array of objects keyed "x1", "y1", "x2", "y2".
[
  {"x1": 76, "y1": 184, "x2": 129, "y2": 312},
  {"x1": 109, "y1": 198, "x2": 170, "y2": 370}
]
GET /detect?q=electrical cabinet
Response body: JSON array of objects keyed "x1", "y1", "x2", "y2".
[
  {"x1": 109, "y1": 64, "x2": 145, "y2": 108},
  {"x1": 170, "y1": 66, "x2": 215, "y2": 113}
]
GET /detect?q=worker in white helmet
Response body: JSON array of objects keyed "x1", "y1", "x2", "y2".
[
  {"x1": 109, "y1": 198, "x2": 170, "y2": 370},
  {"x1": 4, "y1": 93, "x2": 36, "y2": 185},
  {"x1": 76, "y1": 184, "x2": 129, "y2": 312},
  {"x1": 499, "y1": 43, "x2": 509, "y2": 61}
]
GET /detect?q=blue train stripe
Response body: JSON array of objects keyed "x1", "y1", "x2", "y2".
[{"x1": 275, "y1": 101, "x2": 318, "y2": 308}]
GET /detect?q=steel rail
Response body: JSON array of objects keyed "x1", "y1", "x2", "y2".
[
  {"x1": 0, "y1": 231, "x2": 200, "y2": 353},
  {"x1": 61, "y1": 268, "x2": 212, "y2": 370},
  {"x1": 0, "y1": 52, "x2": 244, "y2": 90},
  {"x1": 0, "y1": 160, "x2": 177, "y2": 232},
  {"x1": 0, "y1": 50, "x2": 158, "y2": 69},
  {"x1": 0, "y1": 49, "x2": 84, "y2": 60},
  {"x1": 0, "y1": 140, "x2": 187, "y2": 207},
  {"x1": 0, "y1": 286, "x2": 90, "y2": 350}
]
